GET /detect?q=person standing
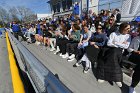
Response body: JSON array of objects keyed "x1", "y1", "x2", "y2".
[
  {"x1": 73, "y1": 2, "x2": 79, "y2": 19},
  {"x1": 128, "y1": 27, "x2": 140, "y2": 93},
  {"x1": 96, "y1": 22, "x2": 131, "y2": 87},
  {"x1": 12, "y1": 21, "x2": 21, "y2": 40},
  {"x1": 115, "y1": 9, "x2": 121, "y2": 23}
]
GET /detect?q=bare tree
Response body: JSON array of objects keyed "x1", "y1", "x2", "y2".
[
  {"x1": 0, "y1": 6, "x2": 37, "y2": 24},
  {"x1": 0, "y1": 6, "x2": 10, "y2": 26},
  {"x1": 17, "y1": 6, "x2": 37, "y2": 23},
  {"x1": 9, "y1": 6, "x2": 20, "y2": 22}
]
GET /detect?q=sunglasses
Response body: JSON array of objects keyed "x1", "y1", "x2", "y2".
[{"x1": 97, "y1": 28, "x2": 102, "y2": 30}]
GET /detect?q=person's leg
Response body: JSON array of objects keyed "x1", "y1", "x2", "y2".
[
  {"x1": 39, "y1": 35, "x2": 43, "y2": 43},
  {"x1": 68, "y1": 43, "x2": 78, "y2": 59},
  {"x1": 14, "y1": 32, "x2": 19, "y2": 40},
  {"x1": 50, "y1": 38, "x2": 55, "y2": 48},
  {"x1": 61, "y1": 40, "x2": 69, "y2": 58},
  {"x1": 131, "y1": 68, "x2": 140, "y2": 88},
  {"x1": 44, "y1": 37, "x2": 47, "y2": 45},
  {"x1": 27, "y1": 32, "x2": 30, "y2": 38},
  {"x1": 50, "y1": 38, "x2": 56, "y2": 51},
  {"x1": 129, "y1": 68, "x2": 140, "y2": 93},
  {"x1": 54, "y1": 38, "x2": 61, "y2": 54},
  {"x1": 66, "y1": 43, "x2": 71, "y2": 55},
  {"x1": 74, "y1": 54, "x2": 86, "y2": 67},
  {"x1": 35, "y1": 34, "x2": 38, "y2": 41},
  {"x1": 84, "y1": 58, "x2": 92, "y2": 73},
  {"x1": 51, "y1": 38, "x2": 56, "y2": 48},
  {"x1": 58, "y1": 39, "x2": 63, "y2": 54}
]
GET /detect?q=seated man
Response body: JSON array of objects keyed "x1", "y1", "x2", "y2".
[{"x1": 128, "y1": 27, "x2": 140, "y2": 93}]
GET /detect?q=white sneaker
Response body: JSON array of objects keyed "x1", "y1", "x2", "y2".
[
  {"x1": 97, "y1": 79, "x2": 105, "y2": 83},
  {"x1": 59, "y1": 53, "x2": 62, "y2": 57},
  {"x1": 27, "y1": 38, "x2": 31, "y2": 43},
  {"x1": 68, "y1": 54, "x2": 75, "y2": 59},
  {"x1": 116, "y1": 82, "x2": 122, "y2": 87},
  {"x1": 35, "y1": 41, "x2": 38, "y2": 45},
  {"x1": 54, "y1": 50, "x2": 60, "y2": 54},
  {"x1": 36, "y1": 41, "x2": 40, "y2": 45},
  {"x1": 129, "y1": 87, "x2": 136, "y2": 93},
  {"x1": 50, "y1": 48, "x2": 56, "y2": 51},
  {"x1": 75, "y1": 63, "x2": 80, "y2": 67},
  {"x1": 62, "y1": 53, "x2": 69, "y2": 58},
  {"x1": 67, "y1": 58, "x2": 75, "y2": 62},
  {"x1": 83, "y1": 68, "x2": 90, "y2": 73}
]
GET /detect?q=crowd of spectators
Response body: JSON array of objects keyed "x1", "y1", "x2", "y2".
[{"x1": 10, "y1": 8, "x2": 140, "y2": 93}]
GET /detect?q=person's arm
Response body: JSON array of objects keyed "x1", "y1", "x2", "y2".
[
  {"x1": 82, "y1": 31, "x2": 92, "y2": 43},
  {"x1": 107, "y1": 32, "x2": 118, "y2": 47},
  {"x1": 95, "y1": 34, "x2": 107, "y2": 47},
  {"x1": 79, "y1": 34, "x2": 83, "y2": 44},
  {"x1": 128, "y1": 37, "x2": 140, "y2": 54},
  {"x1": 114, "y1": 35, "x2": 131, "y2": 49}
]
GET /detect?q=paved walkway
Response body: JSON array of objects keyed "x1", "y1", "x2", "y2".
[
  {"x1": 0, "y1": 33, "x2": 13, "y2": 93},
  {"x1": 22, "y1": 41, "x2": 140, "y2": 93}
]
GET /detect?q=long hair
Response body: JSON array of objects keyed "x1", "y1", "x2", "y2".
[{"x1": 119, "y1": 22, "x2": 130, "y2": 34}]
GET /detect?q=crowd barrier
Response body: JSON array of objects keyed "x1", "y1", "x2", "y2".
[{"x1": 7, "y1": 30, "x2": 72, "y2": 93}]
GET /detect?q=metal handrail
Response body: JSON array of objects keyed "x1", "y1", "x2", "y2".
[{"x1": 7, "y1": 31, "x2": 72, "y2": 93}]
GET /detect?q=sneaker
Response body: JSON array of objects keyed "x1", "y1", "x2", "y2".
[
  {"x1": 73, "y1": 60, "x2": 82, "y2": 67},
  {"x1": 75, "y1": 62, "x2": 80, "y2": 66},
  {"x1": 59, "y1": 53, "x2": 62, "y2": 57},
  {"x1": 116, "y1": 82, "x2": 122, "y2": 87},
  {"x1": 54, "y1": 50, "x2": 60, "y2": 54},
  {"x1": 97, "y1": 79, "x2": 105, "y2": 83},
  {"x1": 68, "y1": 54, "x2": 75, "y2": 59},
  {"x1": 27, "y1": 38, "x2": 31, "y2": 43},
  {"x1": 73, "y1": 63, "x2": 80, "y2": 67},
  {"x1": 62, "y1": 53, "x2": 69, "y2": 58},
  {"x1": 50, "y1": 48, "x2": 56, "y2": 51},
  {"x1": 36, "y1": 41, "x2": 40, "y2": 45},
  {"x1": 83, "y1": 68, "x2": 90, "y2": 73},
  {"x1": 129, "y1": 87, "x2": 136, "y2": 93},
  {"x1": 67, "y1": 58, "x2": 75, "y2": 62}
]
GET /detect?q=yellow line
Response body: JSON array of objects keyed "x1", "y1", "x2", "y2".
[{"x1": 6, "y1": 32, "x2": 25, "y2": 93}]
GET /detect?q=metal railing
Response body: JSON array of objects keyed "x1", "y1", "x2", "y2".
[{"x1": 7, "y1": 31, "x2": 72, "y2": 93}]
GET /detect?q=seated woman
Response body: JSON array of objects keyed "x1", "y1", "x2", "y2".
[
  {"x1": 53, "y1": 23, "x2": 69, "y2": 56},
  {"x1": 63, "y1": 24, "x2": 82, "y2": 61},
  {"x1": 43, "y1": 25, "x2": 56, "y2": 50},
  {"x1": 78, "y1": 25, "x2": 92, "y2": 49},
  {"x1": 61, "y1": 24, "x2": 81, "y2": 59},
  {"x1": 96, "y1": 22, "x2": 131, "y2": 87},
  {"x1": 26, "y1": 25, "x2": 36, "y2": 43},
  {"x1": 128, "y1": 27, "x2": 140, "y2": 93},
  {"x1": 73, "y1": 24, "x2": 107, "y2": 73}
]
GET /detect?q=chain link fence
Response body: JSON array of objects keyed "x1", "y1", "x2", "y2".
[{"x1": 88, "y1": 0, "x2": 122, "y2": 14}]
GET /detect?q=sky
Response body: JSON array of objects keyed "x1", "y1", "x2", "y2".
[
  {"x1": 0, "y1": 0, "x2": 121, "y2": 14},
  {"x1": 99, "y1": 0, "x2": 122, "y2": 10},
  {"x1": 0, "y1": 0, "x2": 51, "y2": 14}
]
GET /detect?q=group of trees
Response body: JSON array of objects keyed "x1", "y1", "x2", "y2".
[{"x1": 0, "y1": 6, "x2": 37, "y2": 26}]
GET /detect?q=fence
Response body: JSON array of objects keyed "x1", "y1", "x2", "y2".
[
  {"x1": 7, "y1": 30, "x2": 72, "y2": 93},
  {"x1": 88, "y1": 0, "x2": 122, "y2": 14}
]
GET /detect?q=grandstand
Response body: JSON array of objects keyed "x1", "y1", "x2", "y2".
[
  {"x1": 121, "y1": 0, "x2": 140, "y2": 21},
  {"x1": 48, "y1": 0, "x2": 99, "y2": 17},
  {"x1": 47, "y1": 0, "x2": 140, "y2": 22}
]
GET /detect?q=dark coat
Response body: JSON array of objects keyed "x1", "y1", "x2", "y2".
[{"x1": 96, "y1": 47, "x2": 123, "y2": 82}]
